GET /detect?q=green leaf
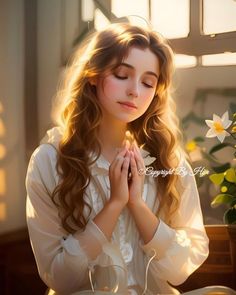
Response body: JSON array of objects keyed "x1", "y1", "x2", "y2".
[
  {"x1": 209, "y1": 143, "x2": 235, "y2": 155},
  {"x1": 229, "y1": 102, "x2": 236, "y2": 114},
  {"x1": 211, "y1": 193, "x2": 236, "y2": 207},
  {"x1": 223, "y1": 207, "x2": 236, "y2": 224},
  {"x1": 209, "y1": 173, "x2": 225, "y2": 185},
  {"x1": 201, "y1": 150, "x2": 220, "y2": 164},
  {"x1": 212, "y1": 163, "x2": 231, "y2": 173},
  {"x1": 225, "y1": 168, "x2": 236, "y2": 183},
  {"x1": 194, "y1": 136, "x2": 205, "y2": 142}
]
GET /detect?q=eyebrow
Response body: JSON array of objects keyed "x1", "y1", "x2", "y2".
[{"x1": 118, "y1": 62, "x2": 159, "y2": 79}]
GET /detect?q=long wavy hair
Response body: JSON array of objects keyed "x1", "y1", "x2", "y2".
[{"x1": 51, "y1": 23, "x2": 185, "y2": 233}]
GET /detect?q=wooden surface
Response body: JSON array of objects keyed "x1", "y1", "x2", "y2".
[
  {"x1": 0, "y1": 228, "x2": 47, "y2": 295},
  {"x1": 0, "y1": 225, "x2": 235, "y2": 294},
  {"x1": 179, "y1": 225, "x2": 236, "y2": 292}
]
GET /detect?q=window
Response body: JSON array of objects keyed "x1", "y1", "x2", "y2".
[
  {"x1": 94, "y1": 8, "x2": 110, "y2": 31},
  {"x1": 202, "y1": 52, "x2": 236, "y2": 66},
  {"x1": 78, "y1": 0, "x2": 236, "y2": 66},
  {"x1": 151, "y1": 0, "x2": 190, "y2": 39},
  {"x1": 203, "y1": 0, "x2": 236, "y2": 35},
  {"x1": 111, "y1": 0, "x2": 149, "y2": 20},
  {"x1": 174, "y1": 54, "x2": 197, "y2": 68}
]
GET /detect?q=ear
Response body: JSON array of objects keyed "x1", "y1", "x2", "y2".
[{"x1": 89, "y1": 77, "x2": 97, "y2": 86}]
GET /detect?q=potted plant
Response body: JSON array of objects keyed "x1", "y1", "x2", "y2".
[
  {"x1": 204, "y1": 111, "x2": 236, "y2": 224},
  {"x1": 204, "y1": 111, "x2": 236, "y2": 275}
]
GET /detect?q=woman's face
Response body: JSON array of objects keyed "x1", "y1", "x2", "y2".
[{"x1": 95, "y1": 47, "x2": 160, "y2": 124}]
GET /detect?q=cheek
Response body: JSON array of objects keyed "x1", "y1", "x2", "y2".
[
  {"x1": 141, "y1": 89, "x2": 155, "y2": 104},
  {"x1": 103, "y1": 77, "x2": 123, "y2": 98}
]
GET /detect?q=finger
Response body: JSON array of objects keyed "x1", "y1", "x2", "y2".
[
  {"x1": 121, "y1": 153, "x2": 130, "y2": 178},
  {"x1": 110, "y1": 150, "x2": 124, "y2": 173},
  {"x1": 133, "y1": 142, "x2": 142, "y2": 157},
  {"x1": 112, "y1": 148, "x2": 130, "y2": 174},
  {"x1": 113, "y1": 154, "x2": 125, "y2": 172},
  {"x1": 123, "y1": 139, "x2": 130, "y2": 150},
  {"x1": 130, "y1": 151, "x2": 138, "y2": 177},
  {"x1": 112, "y1": 146, "x2": 127, "y2": 166},
  {"x1": 132, "y1": 145, "x2": 145, "y2": 170}
]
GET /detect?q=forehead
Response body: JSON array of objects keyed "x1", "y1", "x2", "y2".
[{"x1": 122, "y1": 47, "x2": 160, "y2": 75}]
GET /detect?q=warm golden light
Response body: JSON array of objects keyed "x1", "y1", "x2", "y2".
[
  {"x1": 0, "y1": 102, "x2": 3, "y2": 113},
  {"x1": 112, "y1": 0, "x2": 149, "y2": 20},
  {"x1": 151, "y1": 0, "x2": 190, "y2": 39},
  {"x1": 94, "y1": 8, "x2": 110, "y2": 31},
  {"x1": 0, "y1": 144, "x2": 6, "y2": 160},
  {"x1": 174, "y1": 54, "x2": 197, "y2": 68},
  {"x1": 0, "y1": 119, "x2": 5, "y2": 137},
  {"x1": 82, "y1": 0, "x2": 94, "y2": 21},
  {"x1": 202, "y1": 52, "x2": 236, "y2": 66},
  {"x1": 203, "y1": 0, "x2": 236, "y2": 34},
  {"x1": 0, "y1": 203, "x2": 6, "y2": 221},
  {"x1": 0, "y1": 169, "x2": 6, "y2": 195}
]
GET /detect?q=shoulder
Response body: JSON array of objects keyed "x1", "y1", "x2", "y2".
[
  {"x1": 26, "y1": 143, "x2": 59, "y2": 189},
  {"x1": 28, "y1": 125, "x2": 63, "y2": 173},
  {"x1": 28, "y1": 143, "x2": 58, "y2": 171}
]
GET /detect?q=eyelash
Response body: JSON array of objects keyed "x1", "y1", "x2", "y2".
[
  {"x1": 143, "y1": 83, "x2": 153, "y2": 89},
  {"x1": 114, "y1": 74, "x2": 154, "y2": 88},
  {"x1": 114, "y1": 74, "x2": 127, "y2": 80}
]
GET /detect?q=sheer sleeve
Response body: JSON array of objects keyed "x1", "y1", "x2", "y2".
[
  {"x1": 140, "y1": 157, "x2": 209, "y2": 286},
  {"x1": 26, "y1": 144, "x2": 109, "y2": 295}
]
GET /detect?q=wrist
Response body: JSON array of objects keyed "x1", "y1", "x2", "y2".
[
  {"x1": 127, "y1": 198, "x2": 145, "y2": 211},
  {"x1": 107, "y1": 198, "x2": 126, "y2": 213}
]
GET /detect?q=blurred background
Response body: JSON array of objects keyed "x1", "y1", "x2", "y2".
[{"x1": 0, "y1": 0, "x2": 236, "y2": 294}]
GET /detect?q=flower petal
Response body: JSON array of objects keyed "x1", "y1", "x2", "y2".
[
  {"x1": 223, "y1": 119, "x2": 233, "y2": 129},
  {"x1": 221, "y1": 111, "x2": 229, "y2": 122},
  {"x1": 205, "y1": 120, "x2": 214, "y2": 128},
  {"x1": 217, "y1": 132, "x2": 226, "y2": 143},
  {"x1": 213, "y1": 114, "x2": 222, "y2": 123},
  {"x1": 206, "y1": 128, "x2": 216, "y2": 138},
  {"x1": 224, "y1": 130, "x2": 231, "y2": 137}
]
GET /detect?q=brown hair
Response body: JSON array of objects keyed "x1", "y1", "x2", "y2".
[{"x1": 51, "y1": 23, "x2": 184, "y2": 233}]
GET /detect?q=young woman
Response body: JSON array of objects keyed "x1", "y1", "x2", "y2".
[{"x1": 26, "y1": 23, "x2": 209, "y2": 295}]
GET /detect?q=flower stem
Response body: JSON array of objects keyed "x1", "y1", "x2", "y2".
[{"x1": 228, "y1": 131, "x2": 236, "y2": 140}]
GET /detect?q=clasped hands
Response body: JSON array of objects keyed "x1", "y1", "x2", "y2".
[{"x1": 108, "y1": 138, "x2": 145, "y2": 209}]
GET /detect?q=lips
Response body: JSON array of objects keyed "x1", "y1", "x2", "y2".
[{"x1": 118, "y1": 101, "x2": 137, "y2": 109}]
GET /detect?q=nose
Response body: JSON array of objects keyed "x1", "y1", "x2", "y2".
[{"x1": 126, "y1": 80, "x2": 139, "y2": 98}]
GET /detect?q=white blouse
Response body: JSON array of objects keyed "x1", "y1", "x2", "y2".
[{"x1": 26, "y1": 127, "x2": 209, "y2": 295}]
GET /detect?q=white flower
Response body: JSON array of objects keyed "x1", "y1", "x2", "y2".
[{"x1": 205, "y1": 111, "x2": 232, "y2": 143}]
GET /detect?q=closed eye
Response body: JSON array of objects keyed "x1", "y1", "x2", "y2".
[
  {"x1": 143, "y1": 82, "x2": 154, "y2": 88},
  {"x1": 114, "y1": 74, "x2": 127, "y2": 80}
]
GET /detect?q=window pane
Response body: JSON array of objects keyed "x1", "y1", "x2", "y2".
[
  {"x1": 202, "y1": 52, "x2": 236, "y2": 66},
  {"x1": 112, "y1": 0, "x2": 149, "y2": 21},
  {"x1": 151, "y1": 0, "x2": 190, "y2": 39},
  {"x1": 174, "y1": 54, "x2": 197, "y2": 68},
  {"x1": 94, "y1": 9, "x2": 110, "y2": 31},
  {"x1": 203, "y1": 0, "x2": 236, "y2": 34},
  {"x1": 82, "y1": 0, "x2": 94, "y2": 21}
]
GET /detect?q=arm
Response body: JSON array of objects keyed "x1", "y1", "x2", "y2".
[
  {"x1": 128, "y1": 200, "x2": 160, "y2": 244},
  {"x1": 26, "y1": 144, "x2": 109, "y2": 295},
  {"x1": 127, "y1": 146, "x2": 160, "y2": 244},
  {"x1": 140, "y1": 158, "x2": 209, "y2": 286}
]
